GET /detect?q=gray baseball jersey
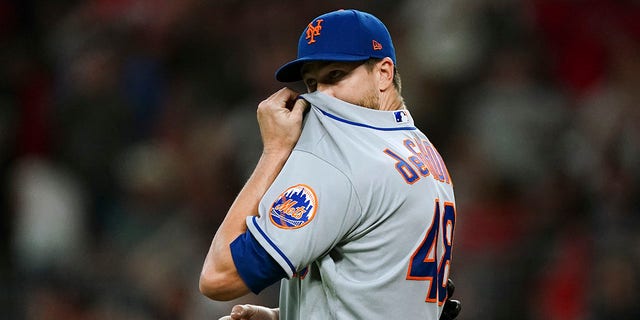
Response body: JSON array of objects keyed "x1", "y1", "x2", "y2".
[{"x1": 246, "y1": 91, "x2": 456, "y2": 319}]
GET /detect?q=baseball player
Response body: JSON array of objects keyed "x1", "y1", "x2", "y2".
[{"x1": 200, "y1": 9, "x2": 460, "y2": 320}]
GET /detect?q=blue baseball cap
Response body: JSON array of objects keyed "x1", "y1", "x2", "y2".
[{"x1": 275, "y1": 9, "x2": 396, "y2": 82}]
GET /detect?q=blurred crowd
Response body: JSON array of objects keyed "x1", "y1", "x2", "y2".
[{"x1": 1, "y1": 0, "x2": 639, "y2": 319}]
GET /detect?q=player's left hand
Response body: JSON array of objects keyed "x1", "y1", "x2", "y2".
[
  {"x1": 257, "y1": 87, "x2": 309, "y2": 156},
  {"x1": 218, "y1": 304, "x2": 279, "y2": 320},
  {"x1": 440, "y1": 279, "x2": 462, "y2": 320}
]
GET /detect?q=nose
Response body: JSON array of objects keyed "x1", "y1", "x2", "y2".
[{"x1": 316, "y1": 84, "x2": 334, "y2": 97}]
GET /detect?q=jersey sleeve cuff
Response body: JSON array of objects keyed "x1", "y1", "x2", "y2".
[
  {"x1": 246, "y1": 216, "x2": 297, "y2": 278},
  {"x1": 230, "y1": 230, "x2": 288, "y2": 294}
]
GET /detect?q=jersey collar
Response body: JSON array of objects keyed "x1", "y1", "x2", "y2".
[{"x1": 300, "y1": 91, "x2": 416, "y2": 131}]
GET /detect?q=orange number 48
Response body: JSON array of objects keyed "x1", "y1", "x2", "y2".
[{"x1": 406, "y1": 200, "x2": 456, "y2": 305}]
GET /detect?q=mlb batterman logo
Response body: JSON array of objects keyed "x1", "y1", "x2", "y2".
[
  {"x1": 394, "y1": 110, "x2": 409, "y2": 124},
  {"x1": 270, "y1": 184, "x2": 318, "y2": 229}
]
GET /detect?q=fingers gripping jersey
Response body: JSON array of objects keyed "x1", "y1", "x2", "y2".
[{"x1": 246, "y1": 92, "x2": 456, "y2": 320}]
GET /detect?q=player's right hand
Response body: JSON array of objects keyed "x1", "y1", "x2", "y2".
[
  {"x1": 218, "y1": 304, "x2": 279, "y2": 320},
  {"x1": 257, "y1": 87, "x2": 309, "y2": 156}
]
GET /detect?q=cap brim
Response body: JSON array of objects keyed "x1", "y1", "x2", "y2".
[{"x1": 275, "y1": 53, "x2": 371, "y2": 82}]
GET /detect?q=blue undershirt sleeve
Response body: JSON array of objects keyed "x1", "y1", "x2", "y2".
[{"x1": 230, "y1": 230, "x2": 288, "y2": 294}]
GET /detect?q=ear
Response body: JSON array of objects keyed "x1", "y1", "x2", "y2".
[{"x1": 377, "y1": 57, "x2": 395, "y2": 92}]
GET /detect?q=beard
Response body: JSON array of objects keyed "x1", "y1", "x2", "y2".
[{"x1": 353, "y1": 88, "x2": 380, "y2": 110}]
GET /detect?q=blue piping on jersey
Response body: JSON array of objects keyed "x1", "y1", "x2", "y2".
[
  {"x1": 318, "y1": 108, "x2": 417, "y2": 131},
  {"x1": 251, "y1": 216, "x2": 297, "y2": 275}
]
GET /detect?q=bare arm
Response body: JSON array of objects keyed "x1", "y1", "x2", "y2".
[{"x1": 199, "y1": 88, "x2": 308, "y2": 301}]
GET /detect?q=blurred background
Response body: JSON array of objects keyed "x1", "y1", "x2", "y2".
[{"x1": 1, "y1": 0, "x2": 639, "y2": 319}]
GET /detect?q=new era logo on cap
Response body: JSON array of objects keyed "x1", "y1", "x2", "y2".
[
  {"x1": 372, "y1": 40, "x2": 383, "y2": 51},
  {"x1": 275, "y1": 9, "x2": 397, "y2": 82}
]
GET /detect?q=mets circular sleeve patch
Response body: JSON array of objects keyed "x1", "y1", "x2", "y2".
[{"x1": 269, "y1": 184, "x2": 318, "y2": 229}]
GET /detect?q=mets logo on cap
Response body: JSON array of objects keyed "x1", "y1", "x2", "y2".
[
  {"x1": 270, "y1": 184, "x2": 318, "y2": 229},
  {"x1": 305, "y1": 19, "x2": 323, "y2": 44}
]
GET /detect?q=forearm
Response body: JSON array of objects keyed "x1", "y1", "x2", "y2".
[
  {"x1": 200, "y1": 150, "x2": 291, "y2": 300},
  {"x1": 200, "y1": 87, "x2": 306, "y2": 301}
]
